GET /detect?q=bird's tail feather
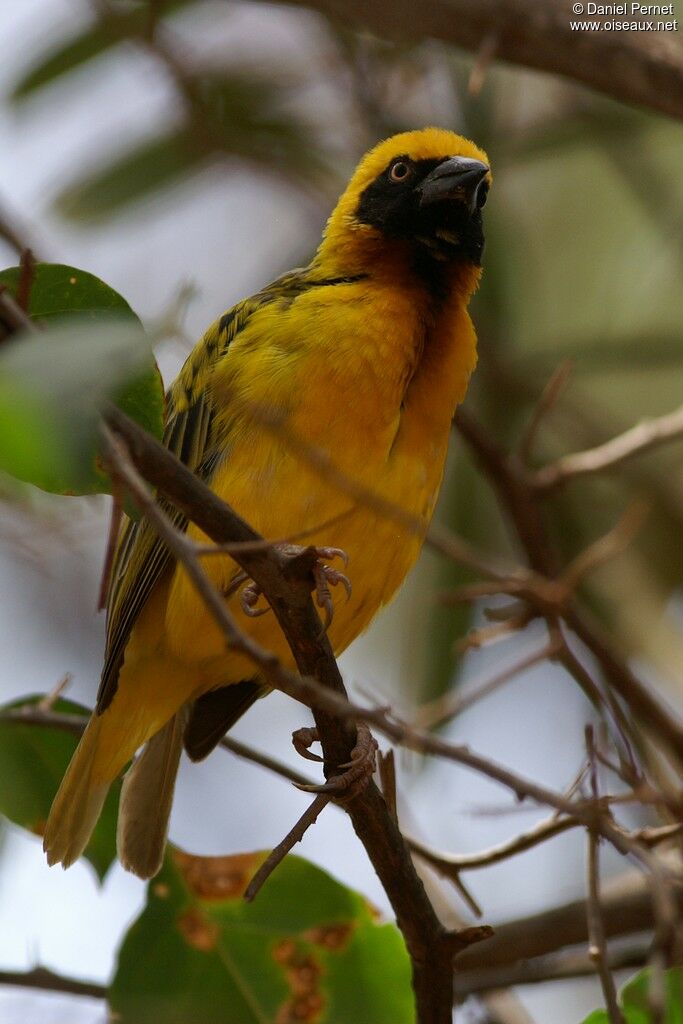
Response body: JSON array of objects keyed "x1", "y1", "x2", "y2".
[
  {"x1": 43, "y1": 714, "x2": 111, "y2": 869},
  {"x1": 117, "y1": 708, "x2": 189, "y2": 879}
]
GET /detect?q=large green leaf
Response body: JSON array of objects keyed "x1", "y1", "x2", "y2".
[
  {"x1": 111, "y1": 850, "x2": 413, "y2": 1024},
  {"x1": 0, "y1": 262, "x2": 139, "y2": 323},
  {"x1": 0, "y1": 696, "x2": 118, "y2": 880},
  {"x1": 580, "y1": 967, "x2": 683, "y2": 1024},
  {"x1": 0, "y1": 263, "x2": 164, "y2": 494}
]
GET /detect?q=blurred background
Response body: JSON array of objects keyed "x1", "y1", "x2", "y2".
[{"x1": 0, "y1": 1, "x2": 681, "y2": 1022}]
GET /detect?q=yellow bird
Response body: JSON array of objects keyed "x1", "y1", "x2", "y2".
[{"x1": 44, "y1": 127, "x2": 491, "y2": 878}]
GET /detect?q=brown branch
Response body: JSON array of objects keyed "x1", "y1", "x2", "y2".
[
  {"x1": 585, "y1": 727, "x2": 624, "y2": 1024},
  {"x1": 278, "y1": 0, "x2": 683, "y2": 121},
  {"x1": 414, "y1": 639, "x2": 560, "y2": 729},
  {"x1": 0, "y1": 285, "x2": 36, "y2": 337},
  {"x1": 101, "y1": 407, "x2": 458, "y2": 1024},
  {"x1": 454, "y1": 407, "x2": 683, "y2": 763},
  {"x1": 518, "y1": 360, "x2": 573, "y2": 464},
  {"x1": 453, "y1": 942, "x2": 650, "y2": 997},
  {"x1": 244, "y1": 793, "x2": 330, "y2": 901},
  {"x1": 0, "y1": 700, "x2": 319, "y2": 790},
  {"x1": 455, "y1": 866, "x2": 683, "y2": 973},
  {"x1": 0, "y1": 967, "x2": 105, "y2": 1000},
  {"x1": 534, "y1": 404, "x2": 683, "y2": 491},
  {"x1": 409, "y1": 813, "x2": 579, "y2": 877}
]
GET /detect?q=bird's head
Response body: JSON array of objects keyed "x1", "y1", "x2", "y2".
[{"x1": 319, "y1": 128, "x2": 491, "y2": 289}]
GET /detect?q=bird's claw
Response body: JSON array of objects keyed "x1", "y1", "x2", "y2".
[
  {"x1": 292, "y1": 724, "x2": 378, "y2": 802},
  {"x1": 237, "y1": 544, "x2": 351, "y2": 628},
  {"x1": 312, "y1": 552, "x2": 352, "y2": 633},
  {"x1": 240, "y1": 579, "x2": 271, "y2": 617}
]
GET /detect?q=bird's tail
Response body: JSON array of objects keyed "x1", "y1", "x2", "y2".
[
  {"x1": 117, "y1": 708, "x2": 188, "y2": 879},
  {"x1": 43, "y1": 713, "x2": 114, "y2": 870}
]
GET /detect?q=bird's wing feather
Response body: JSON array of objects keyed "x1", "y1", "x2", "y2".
[
  {"x1": 96, "y1": 266, "x2": 352, "y2": 715},
  {"x1": 96, "y1": 289, "x2": 275, "y2": 714}
]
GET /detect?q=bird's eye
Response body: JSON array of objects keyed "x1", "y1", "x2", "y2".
[
  {"x1": 476, "y1": 182, "x2": 489, "y2": 209},
  {"x1": 389, "y1": 160, "x2": 411, "y2": 183}
]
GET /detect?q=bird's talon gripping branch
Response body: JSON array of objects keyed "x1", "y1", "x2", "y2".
[
  {"x1": 238, "y1": 544, "x2": 352, "y2": 630},
  {"x1": 313, "y1": 557, "x2": 353, "y2": 633},
  {"x1": 292, "y1": 724, "x2": 379, "y2": 802},
  {"x1": 239, "y1": 578, "x2": 271, "y2": 618}
]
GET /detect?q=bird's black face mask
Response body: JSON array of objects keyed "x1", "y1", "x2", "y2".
[{"x1": 356, "y1": 155, "x2": 489, "y2": 267}]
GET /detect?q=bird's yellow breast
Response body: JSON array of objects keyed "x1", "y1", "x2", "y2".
[{"x1": 160, "y1": 272, "x2": 478, "y2": 682}]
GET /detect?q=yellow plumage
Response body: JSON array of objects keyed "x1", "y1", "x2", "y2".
[{"x1": 44, "y1": 127, "x2": 490, "y2": 876}]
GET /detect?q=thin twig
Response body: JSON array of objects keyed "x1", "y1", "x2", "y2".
[
  {"x1": 37, "y1": 673, "x2": 72, "y2": 713},
  {"x1": 534, "y1": 404, "x2": 683, "y2": 491},
  {"x1": 518, "y1": 359, "x2": 573, "y2": 464},
  {"x1": 585, "y1": 727, "x2": 624, "y2": 1024},
  {"x1": 467, "y1": 32, "x2": 498, "y2": 95},
  {"x1": 244, "y1": 793, "x2": 330, "y2": 902},
  {"x1": 97, "y1": 490, "x2": 123, "y2": 610},
  {"x1": 409, "y1": 813, "x2": 578, "y2": 875},
  {"x1": 453, "y1": 942, "x2": 650, "y2": 997},
  {"x1": 0, "y1": 285, "x2": 37, "y2": 335},
  {"x1": 0, "y1": 967, "x2": 105, "y2": 1000},
  {"x1": 454, "y1": 407, "x2": 683, "y2": 763},
  {"x1": 415, "y1": 639, "x2": 560, "y2": 729}
]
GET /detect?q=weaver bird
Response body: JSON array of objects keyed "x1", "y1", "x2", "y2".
[{"x1": 44, "y1": 127, "x2": 491, "y2": 878}]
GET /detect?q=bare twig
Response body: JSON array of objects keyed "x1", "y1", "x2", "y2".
[
  {"x1": 585, "y1": 727, "x2": 624, "y2": 1024},
  {"x1": 534, "y1": 404, "x2": 683, "y2": 491},
  {"x1": 0, "y1": 285, "x2": 36, "y2": 336},
  {"x1": 409, "y1": 813, "x2": 578, "y2": 876},
  {"x1": 415, "y1": 639, "x2": 560, "y2": 729},
  {"x1": 219, "y1": 735, "x2": 314, "y2": 789},
  {"x1": 97, "y1": 490, "x2": 123, "y2": 610},
  {"x1": 454, "y1": 407, "x2": 683, "y2": 763},
  {"x1": 455, "y1": 865, "x2": 683, "y2": 973},
  {"x1": 453, "y1": 942, "x2": 650, "y2": 997},
  {"x1": 0, "y1": 967, "x2": 105, "y2": 1000},
  {"x1": 244, "y1": 793, "x2": 330, "y2": 901},
  {"x1": 37, "y1": 673, "x2": 72, "y2": 713},
  {"x1": 518, "y1": 359, "x2": 573, "y2": 464},
  {"x1": 467, "y1": 32, "x2": 498, "y2": 95}
]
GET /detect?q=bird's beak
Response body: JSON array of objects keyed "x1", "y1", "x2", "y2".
[{"x1": 418, "y1": 157, "x2": 490, "y2": 214}]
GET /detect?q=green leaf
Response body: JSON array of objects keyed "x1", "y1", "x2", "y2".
[
  {"x1": 111, "y1": 850, "x2": 413, "y2": 1023},
  {"x1": 579, "y1": 967, "x2": 683, "y2": 1024},
  {"x1": 621, "y1": 967, "x2": 683, "y2": 1024},
  {"x1": 0, "y1": 262, "x2": 139, "y2": 323},
  {"x1": 0, "y1": 696, "x2": 118, "y2": 880},
  {"x1": 11, "y1": 0, "x2": 196, "y2": 100},
  {"x1": 0, "y1": 376, "x2": 71, "y2": 489},
  {"x1": 0, "y1": 263, "x2": 164, "y2": 494}
]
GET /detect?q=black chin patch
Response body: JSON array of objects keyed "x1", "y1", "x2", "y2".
[{"x1": 356, "y1": 156, "x2": 485, "y2": 268}]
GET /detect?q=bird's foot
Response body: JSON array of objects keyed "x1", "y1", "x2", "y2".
[
  {"x1": 239, "y1": 544, "x2": 351, "y2": 630},
  {"x1": 292, "y1": 724, "x2": 378, "y2": 802}
]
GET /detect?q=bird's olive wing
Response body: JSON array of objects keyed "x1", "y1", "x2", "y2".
[{"x1": 96, "y1": 295, "x2": 262, "y2": 714}]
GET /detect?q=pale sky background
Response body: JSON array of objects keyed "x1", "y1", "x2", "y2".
[{"x1": 0, "y1": 2, "x2": 642, "y2": 1022}]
